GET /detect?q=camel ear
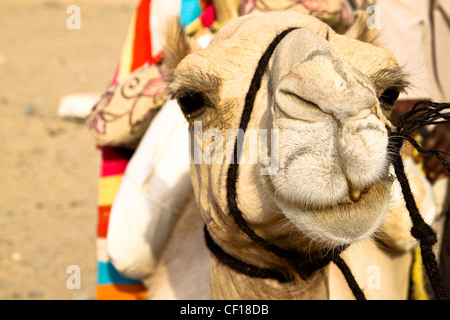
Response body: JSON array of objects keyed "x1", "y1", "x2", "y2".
[
  {"x1": 344, "y1": 11, "x2": 379, "y2": 46},
  {"x1": 162, "y1": 17, "x2": 200, "y2": 80}
]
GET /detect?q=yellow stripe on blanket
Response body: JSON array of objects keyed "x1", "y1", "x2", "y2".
[
  {"x1": 411, "y1": 244, "x2": 430, "y2": 300},
  {"x1": 117, "y1": 13, "x2": 137, "y2": 82},
  {"x1": 98, "y1": 175, "x2": 123, "y2": 207},
  {"x1": 409, "y1": 134, "x2": 430, "y2": 300}
]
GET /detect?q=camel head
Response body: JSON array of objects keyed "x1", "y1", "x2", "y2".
[{"x1": 164, "y1": 11, "x2": 409, "y2": 270}]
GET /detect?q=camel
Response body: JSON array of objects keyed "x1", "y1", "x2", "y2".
[{"x1": 139, "y1": 11, "x2": 446, "y2": 300}]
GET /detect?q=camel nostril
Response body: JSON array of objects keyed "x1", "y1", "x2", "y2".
[{"x1": 275, "y1": 87, "x2": 334, "y2": 122}]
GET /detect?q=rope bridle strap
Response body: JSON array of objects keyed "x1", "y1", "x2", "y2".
[{"x1": 203, "y1": 27, "x2": 449, "y2": 300}]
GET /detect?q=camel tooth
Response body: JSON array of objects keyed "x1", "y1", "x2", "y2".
[{"x1": 350, "y1": 189, "x2": 362, "y2": 202}]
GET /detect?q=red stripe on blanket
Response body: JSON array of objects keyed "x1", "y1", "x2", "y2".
[
  {"x1": 111, "y1": 61, "x2": 120, "y2": 86},
  {"x1": 101, "y1": 147, "x2": 133, "y2": 177},
  {"x1": 200, "y1": 4, "x2": 216, "y2": 27},
  {"x1": 98, "y1": 205, "x2": 111, "y2": 238},
  {"x1": 131, "y1": 0, "x2": 152, "y2": 70},
  {"x1": 101, "y1": 159, "x2": 129, "y2": 177}
]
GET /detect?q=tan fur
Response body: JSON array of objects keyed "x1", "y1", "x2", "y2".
[
  {"x1": 210, "y1": 255, "x2": 328, "y2": 299},
  {"x1": 162, "y1": 17, "x2": 200, "y2": 81},
  {"x1": 344, "y1": 10, "x2": 380, "y2": 45}
]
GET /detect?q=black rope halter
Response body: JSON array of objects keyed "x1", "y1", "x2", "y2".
[
  {"x1": 203, "y1": 27, "x2": 449, "y2": 300},
  {"x1": 387, "y1": 102, "x2": 450, "y2": 300}
]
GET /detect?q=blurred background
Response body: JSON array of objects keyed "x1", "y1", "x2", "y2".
[{"x1": 0, "y1": 0, "x2": 139, "y2": 299}]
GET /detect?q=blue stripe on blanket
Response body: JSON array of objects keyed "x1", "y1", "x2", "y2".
[
  {"x1": 97, "y1": 262, "x2": 142, "y2": 285},
  {"x1": 180, "y1": 0, "x2": 202, "y2": 26}
]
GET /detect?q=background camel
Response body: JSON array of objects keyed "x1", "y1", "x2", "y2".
[{"x1": 143, "y1": 11, "x2": 445, "y2": 299}]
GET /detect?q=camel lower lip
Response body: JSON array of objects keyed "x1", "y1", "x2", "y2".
[{"x1": 276, "y1": 178, "x2": 393, "y2": 247}]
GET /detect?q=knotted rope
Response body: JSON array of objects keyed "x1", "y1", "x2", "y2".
[{"x1": 387, "y1": 101, "x2": 450, "y2": 300}]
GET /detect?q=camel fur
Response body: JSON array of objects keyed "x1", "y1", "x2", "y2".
[{"x1": 141, "y1": 11, "x2": 444, "y2": 300}]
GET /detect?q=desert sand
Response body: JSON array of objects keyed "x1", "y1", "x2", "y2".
[{"x1": 0, "y1": 0, "x2": 139, "y2": 299}]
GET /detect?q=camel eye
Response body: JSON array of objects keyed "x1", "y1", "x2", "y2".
[
  {"x1": 177, "y1": 91, "x2": 208, "y2": 117},
  {"x1": 379, "y1": 87, "x2": 400, "y2": 107}
]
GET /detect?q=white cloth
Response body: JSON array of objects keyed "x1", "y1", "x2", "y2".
[
  {"x1": 376, "y1": 0, "x2": 450, "y2": 101},
  {"x1": 107, "y1": 99, "x2": 192, "y2": 279}
]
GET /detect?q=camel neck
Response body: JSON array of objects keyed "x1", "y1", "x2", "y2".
[
  {"x1": 204, "y1": 225, "x2": 335, "y2": 282},
  {"x1": 209, "y1": 253, "x2": 329, "y2": 299},
  {"x1": 204, "y1": 225, "x2": 368, "y2": 299}
]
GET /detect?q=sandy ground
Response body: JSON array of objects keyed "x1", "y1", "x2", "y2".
[{"x1": 0, "y1": 0, "x2": 139, "y2": 300}]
